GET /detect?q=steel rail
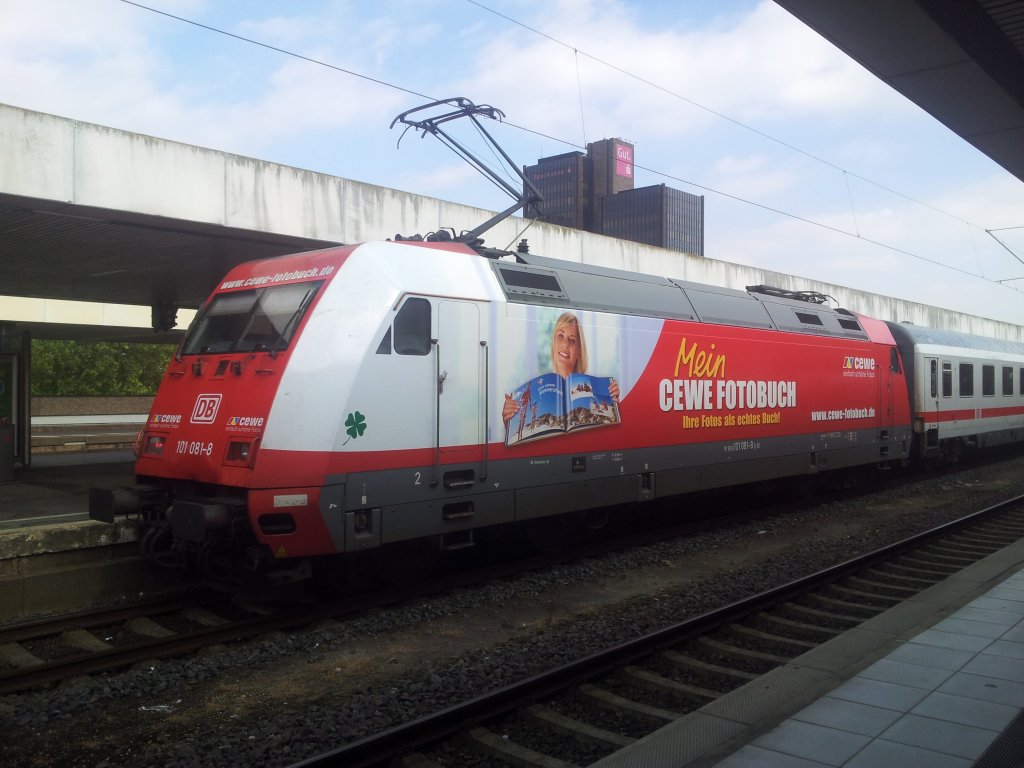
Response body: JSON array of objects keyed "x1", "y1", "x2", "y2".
[
  {"x1": 286, "y1": 492, "x2": 1024, "y2": 768},
  {"x1": 0, "y1": 593, "x2": 211, "y2": 644},
  {"x1": 0, "y1": 505, "x2": 766, "y2": 695},
  {"x1": 0, "y1": 504, "x2": 750, "y2": 695}
]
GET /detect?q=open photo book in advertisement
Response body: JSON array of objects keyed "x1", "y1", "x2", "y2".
[{"x1": 505, "y1": 372, "x2": 620, "y2": 447}]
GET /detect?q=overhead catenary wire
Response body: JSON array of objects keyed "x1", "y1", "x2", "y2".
[
  {"x1": 117, "y1": 0, "x2": 1023, "y2": 294},
  {"x1": 844, "y1": 171, "x2": 861, "y2": 239},
  {"x1": 118, "y1": 0, "x2": 435, "y2": 102},
  {"x1": 574, "y1": 49, "x2": 588, "y2": 147},
  {"x1": 986, "y1": 227, "x2": 1024, "y2": 268},
  {"x1": 464, "y1": 0, "x2": 982, "y2": 231},
  {"x1": 467, "y1": 0, "x2": 1024, "y2": 284}
]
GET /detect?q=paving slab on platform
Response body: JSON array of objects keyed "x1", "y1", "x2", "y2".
[{"x1": 593, "y1": 538, "x2": 1024, "y2": 768}]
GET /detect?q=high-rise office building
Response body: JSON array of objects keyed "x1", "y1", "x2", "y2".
[
  {"x1": 522, "y1": 151, "x2": 586, "y2": 229},
  {"x1": 523, "y1": 138, "x2": 704, "y2": 256}
]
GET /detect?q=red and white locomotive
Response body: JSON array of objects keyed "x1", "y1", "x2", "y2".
[
  {"x1": 88, "y1": 235, "x2": 1024, "y2": 583},
  {"x1": 88, "y1": 99, "x2": 1024, "y2": 584}
]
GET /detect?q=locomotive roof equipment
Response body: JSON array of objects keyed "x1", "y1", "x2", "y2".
[{"x1": 390, "y1": 97, "x2": 544, "y2": 247}]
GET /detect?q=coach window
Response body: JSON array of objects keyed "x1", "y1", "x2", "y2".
[
  {"x1": 942, "y1": 362, "x2": 953, "y2": 398},
  {"x1": 959, "y1": 363, "x2": 974, "y2": 397},
  {"x1": 929, "y1": 360, "x2": 938, "y2": 399},
  {"x1": 1003, "y1": 366, "x2": 1014, "y2": 397},
  {"x1": 1020, "y1": 367, "x2": 1024, "y2": 396},
  {"x1": 393, "y1": 297, "x2": 431, "y2": 355},
  {"x1": 982, "y1": 365, "x2": 995, "y2": 397}
]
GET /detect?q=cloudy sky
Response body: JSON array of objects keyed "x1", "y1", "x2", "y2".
[{"x1": 3, "y1": 0, "x2": 1023, "y2": 324}]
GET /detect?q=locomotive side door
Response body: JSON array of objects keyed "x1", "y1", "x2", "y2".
[
  {"x1": 881, "y1": 349, "x2": 892, "y2": 428},
  {"x1": 923, "y1": 356, "x2": 940, "y2": 455},
  {"x1": 437, "y1": 300, "x2": 485, "y2": 463}
]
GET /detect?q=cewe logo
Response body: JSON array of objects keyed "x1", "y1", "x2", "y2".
[
  {"x1": 191, "y1": 394, "x2": 223, "y2": 424},
  {"x1": 843, "y1": 356, "x2": 876, "y2": 371}
]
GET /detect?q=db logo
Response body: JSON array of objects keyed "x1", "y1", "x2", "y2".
[{"x1": 191, "y1": 394, "x2": 222, "y2": 424}]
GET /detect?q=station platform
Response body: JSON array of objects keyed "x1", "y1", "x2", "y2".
[
  {"x1": 30, "y1": 418, "x2": 142, "y2": 455},
  {"x1": 593, "y1": 535, "x2": 1024, "y2": 768},
  {"x1": 0, "y1": 450, "x2": 135, "y2": 530},
  {"x1": 0, "y1": 451, "x2": 171, "y2": 618}
]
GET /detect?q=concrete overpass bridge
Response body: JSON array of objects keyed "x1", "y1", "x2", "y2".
[{"x1": 3, "y1": 102, "x2": 1021, "y2": 342}]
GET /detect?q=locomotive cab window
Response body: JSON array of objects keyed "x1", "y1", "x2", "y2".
[
  {"x1": 181, "y1": 281, "x2": 322, "y2": 355},
  {"x1": 393, "y1": 297, "x2": 431, "y2": 355}
]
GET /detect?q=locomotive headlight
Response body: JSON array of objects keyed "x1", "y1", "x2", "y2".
[
  {"x1": 225, "y1": 440, "x2": 256, "y2": 467},
  {"x1": 142, "y1": 434, "x2": 167, "y2": 457}
]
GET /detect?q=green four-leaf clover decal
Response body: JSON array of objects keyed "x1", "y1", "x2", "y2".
[{"x1": 345, "y1": 411, "x2": 367, "y2": 439}]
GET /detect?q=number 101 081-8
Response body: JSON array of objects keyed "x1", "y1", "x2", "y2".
[{"x1": 177, "y1": 440, "x2": 214, "y2": 457}]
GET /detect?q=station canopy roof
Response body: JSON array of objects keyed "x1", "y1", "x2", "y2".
[
  {"x1": 774, "y1": 0, "x2": 1024, "y2": 183},
  {"x1": 0, "y1": 194, "x2": 334, "y2": 343}
]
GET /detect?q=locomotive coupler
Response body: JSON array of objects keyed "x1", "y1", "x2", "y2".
[
  {"x1": 169, "y1": 498, "x2": 245, "y2": 543},
  {"x1": 88, "y1": 485, "x2": 168, "y2": 524}
]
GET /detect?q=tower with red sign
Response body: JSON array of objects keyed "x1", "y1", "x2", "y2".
[{"x1": 585, "y1": 138, "x2": 635, "y2": 230}]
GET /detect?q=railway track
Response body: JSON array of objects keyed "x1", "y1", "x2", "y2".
[
  {"x1": 0, "y1": 502, "x2": 770, "y2": 696},
  {"x1": 0, "y1": 592, "x2": 293, "y2": 694},
  {"x1": 286, "y1": 494, "x2": 1024, "y2": 768},
  {"x1": 0, "y1": 461, "x2": 1013, "y2": 699},
  {"x1": 3, "y1": 470, "x2": 868, "y2": 697}
]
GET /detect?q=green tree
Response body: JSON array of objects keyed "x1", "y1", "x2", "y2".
[{"x1": 31, "y1": 340, "x2": 174, "y2": 396}]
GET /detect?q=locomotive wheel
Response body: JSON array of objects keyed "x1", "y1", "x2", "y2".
[
  {"x1": 139, "y1": 523, "x2": 183, "y2": 569},
  {"x1": 197, "y1": 541, "x2": 238, "y2": 585},
  {"x1": 941, "y1": 439, "x2": 963, "y2": 466},
  {"x1": 139, "y1": 523, "x2": 172, "y2": 558},
  {"x1": 372, "y1": 536, "x2": 441, "y2": 586},
  {"x1": 525, "y1": 513, "x2": 578, "y2": 554},
  {"x1": 580, "y1": 506, "x2": 611, "y2": 532},
  {"x1": 789, "y1": 475, "x2": 818, "y2": 503},
  {"x1": 309, "y1": 555, "x2": 363, "y2": 593}
]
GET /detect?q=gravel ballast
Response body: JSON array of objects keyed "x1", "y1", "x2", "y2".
[{"x1": 3, "y1": 453, "x2": 1024, "y2": 767}]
